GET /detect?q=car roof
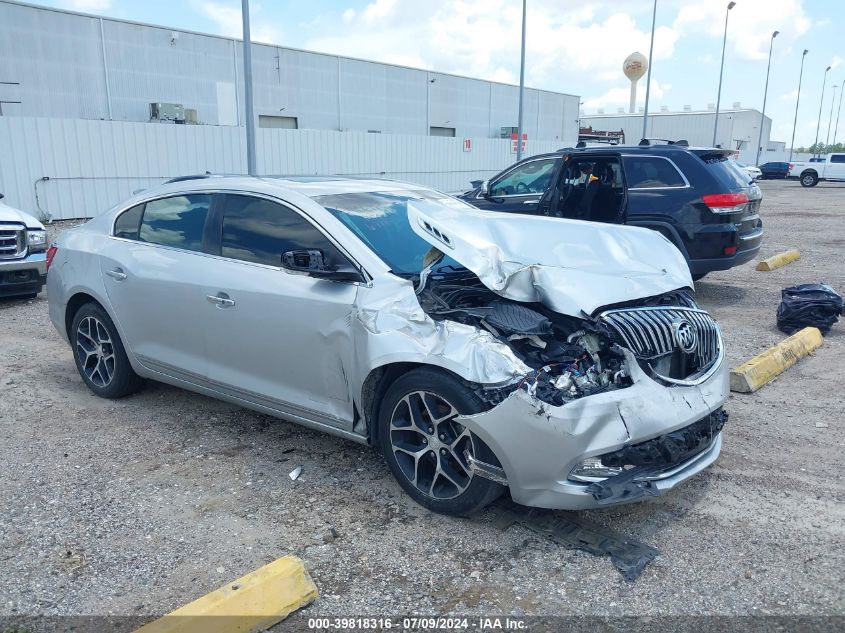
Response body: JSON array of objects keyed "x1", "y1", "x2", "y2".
[{"x1": 136, "y1": 175, "x2": 429, "y2": 201}]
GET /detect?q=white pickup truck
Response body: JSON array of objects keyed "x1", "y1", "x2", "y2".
[
  {"x1": 0, "y1": 193, "x2": 49, "y2": 298},
  {"x1": 789, "y1": 153, "x2": 845, "y2": 187}
]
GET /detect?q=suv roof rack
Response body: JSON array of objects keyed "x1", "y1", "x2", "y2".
[{"x1": 638, "y1": 138, "x2": 690, "y2": 148}]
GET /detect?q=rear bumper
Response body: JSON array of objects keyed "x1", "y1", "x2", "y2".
[
  {"x1": 687, "y1": 225, "x2": 763, "y2": 275},
  {"x1": 0, "y1": 253, "x2": 47, "y2": 297}
]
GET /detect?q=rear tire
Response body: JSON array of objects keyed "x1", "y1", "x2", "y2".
[
  {"x1": 70, "y1": 303, "x2": 144, "y2": 398},
  {"x1": 800, "y1": 172, "x2": 819, "y2": 187},
  {"x1": 377, "y1": 367, "x2": 505, "y2": 516}
]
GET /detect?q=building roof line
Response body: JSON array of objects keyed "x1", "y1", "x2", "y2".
[{"x1": 7, "y1": 0, "x2": 579, "y2": 100}]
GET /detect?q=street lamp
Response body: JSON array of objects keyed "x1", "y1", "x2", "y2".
[
  {"x1": 825, "y1": 83, "x2": 839, "y2": 147},
  {"x1": 241, "y1": 0, "x2": 257, "y2": 175},
  {"x1": 641, "y1": 0, "x2": 657, "y2": 141},
  {"x1": 515, "y1": 0, "x2": 527, "y2": 161},
  {"x1": 788, "y1": 49, "x2": 808, "y2": 163},
  {"x1": 712, "y1": 1, "x2": 736, "y2": 147},
  {"x1": 755, "y1": 30, "x2": 778, "y2": 166},
  {"x1": 834, "y1": 78, "x2": 844, "y2": 146},
  {"x1": 813, "y1": 65, "x2": 832, "y2": 157}
]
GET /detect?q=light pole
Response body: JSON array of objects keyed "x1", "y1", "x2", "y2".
[
  {"x1": 641, "y1": 0, "x2": 657, "y2": 141},
  {"x1": 788, "y1": 49, "x2": 808, "y2": 162},
  {"x1": 813, "y1": 65, "x2": 832, "y2": 157},
  {"x1": 755, "y1": 30, "x2": 778, "y2": 166},
  {"x1": 713, "y1": 1, "x2": 736, "y2": 147},
  {"x1": 825, "y1": 84, "x2": 839, "y2": 147},
  {"x1": 834, "y1": 78, "x2": 844, "y2": 146},
  {"x1": 515, "y1": 0, "x2": 527, "y2": 161},
  {"x1": 241, "y1": 0, "x2": 257, "y2": 175}
]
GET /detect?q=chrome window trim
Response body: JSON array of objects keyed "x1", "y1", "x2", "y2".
[
  {"x1": 480, "y1": 156, "x2": 558, "y2": 199},
  {"x1": 109, "y1": 189, "x2": 373, "y2": 285},
  {"x1": 623, "y1": 154, "x2": 691, "y2": 190}
]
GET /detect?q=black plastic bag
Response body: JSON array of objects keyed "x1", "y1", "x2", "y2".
[{"x1": 776, "y1": 283, "x2": 844, "y2": 335}]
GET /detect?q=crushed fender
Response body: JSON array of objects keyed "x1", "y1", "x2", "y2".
[{"x1": 491, "y1": 501, "x2": 659, "y2": 581}]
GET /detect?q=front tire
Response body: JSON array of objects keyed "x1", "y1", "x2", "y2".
[
  {"x1": 801, "y1": 172, "x2": 819, "y2": 187},
  {"x1": 377, "y1": 368, "x2": 505, "y2": 516},
  {"x1": 70, "y1": 303, "x2": 144, "y2": 398}
]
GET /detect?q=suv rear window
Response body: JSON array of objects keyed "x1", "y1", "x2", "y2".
[{"x1": 692, "y1": 151, "x2": 751, "y2": 190}]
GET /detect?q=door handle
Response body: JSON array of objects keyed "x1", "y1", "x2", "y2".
[
  {"x1": 206, "y1": 294, "x2": 236, "y2": 308},
  {"x1": 106, "y1": 268, "x2": 127, "y2": 281},
  {"x1": 523, "y1": 199, "x2": 539, "y2": 205}
]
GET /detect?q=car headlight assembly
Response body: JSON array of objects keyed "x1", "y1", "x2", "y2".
[
  {"x1": 27, "y1": 230, "x2": 48, "y2": 253},
  {"x1": 569, "y1": 457, "x2": 625, "y2": 482}
]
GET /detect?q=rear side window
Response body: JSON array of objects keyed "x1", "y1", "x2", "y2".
[
  {"x1": 221, "y1": 195, "x2": 344, "y2": 267},
  {"x1": 830, "y1": 154, "x2": 845, "y2": 163},
  {"x1": 138, "y1": 194, "x2": 212, "y2": 252},
  {"x1": 624, "y1": 157, "x2": 687, "y2": 189},
  {"x1": 113, "y1": 204, "x2": 144, "y2": 239}
]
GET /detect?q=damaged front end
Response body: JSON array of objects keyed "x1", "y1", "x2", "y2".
[{"x1": 411, "y1": 264, "x2": 729, "y2": 510}]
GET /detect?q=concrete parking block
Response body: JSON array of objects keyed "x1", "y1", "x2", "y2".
[
  {"x1": 755, "y1": 249, "x2": 801, "y2": 271},
  {"x1": 730, "y1": 326, "x2": 823, "y2": 393},
  {"x1": 134, "y1": 556, "x2": 318, "y2": 633}
]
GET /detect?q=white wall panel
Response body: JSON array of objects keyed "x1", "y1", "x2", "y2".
[{"x1": 0, "y1": 117, "x2": 561, "y2": 220}]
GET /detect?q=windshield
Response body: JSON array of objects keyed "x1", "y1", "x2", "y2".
[{"x1": 314, "y1": 189, "x2": 468, "y2": 274}]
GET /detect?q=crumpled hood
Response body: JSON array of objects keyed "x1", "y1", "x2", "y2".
[
  {"x1": 408, "y1": 200, "x2": 692, "y2": 317},
  {"x1": 0, "y1": 201, "x2": 44, "y2": 230}
]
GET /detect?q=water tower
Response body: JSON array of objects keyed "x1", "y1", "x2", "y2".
[{"x1": 623, "y1": 52, "x2": 649, "y2": 114}]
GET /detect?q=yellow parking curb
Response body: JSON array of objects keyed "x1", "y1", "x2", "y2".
[
  {"x1": 134, "y1": 556, "x2": 318, "y2": 633},
  {"x1": 755, "y1": 249, "x2": 800, "y2": 271},
  {"x1": 729, "y1": 327, "x2": 823, "y2": 393}
]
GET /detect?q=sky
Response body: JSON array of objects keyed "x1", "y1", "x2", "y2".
[{"x1": 30, "y1": 0, "x2": 845, "y2": 147}]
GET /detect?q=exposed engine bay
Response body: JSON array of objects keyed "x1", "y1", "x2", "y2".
[{"x1": 415, "y1": 266, "x2": 638, "y2": 406}]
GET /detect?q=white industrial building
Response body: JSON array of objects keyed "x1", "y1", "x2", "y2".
[
  {"x1": 0, "y1": 0, "x2": 580, "y2": 220},
  {"x1": 580, "y1": 108, "x2": 781, "y2": 165},
  {"x1": 0, "y1": 0, "x2": 579, "y2": 141}
]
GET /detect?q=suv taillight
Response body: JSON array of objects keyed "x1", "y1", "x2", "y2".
[
  {"x1": 46, "y1": 245, "x2": 58, "y2": 273},
  {"x1": 702, "y1": 192, "x2": 748, "y2": 214}
]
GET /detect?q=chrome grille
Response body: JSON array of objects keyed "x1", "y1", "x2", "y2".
[
  {"x1": 599, "y1": 307, "x2": 722, "y2": 384},
  {"x1": 0, "y1": 224, "x2": 26, "y2": 260}
]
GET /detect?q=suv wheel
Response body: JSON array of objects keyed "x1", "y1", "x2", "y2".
[
  {"x1": 70, "y1": 303, "x2": 144, "y2": 398},
  {"x1": 378, "y1": 368, "x2": 505, "y2": 516},
  {"x1": 801, "y1": 172, "x2": 819, "y2": 187}
]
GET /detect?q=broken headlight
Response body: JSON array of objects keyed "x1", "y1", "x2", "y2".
[{"x1": 569, "y1": 457, "x2": 626, "y2": 482}]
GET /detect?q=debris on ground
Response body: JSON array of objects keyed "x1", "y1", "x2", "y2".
[
  {"x1": 490, "y1": 501, "x2": 659, "y2": 581},
  {"x1": 776, "y1": 283, "x2": 843, "y2": 335},
  {"x1": 289, "y1": 466, "x2": 303, "y2": 481}
]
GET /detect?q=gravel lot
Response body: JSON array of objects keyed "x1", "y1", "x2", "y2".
[{"x1": 1, "y1": 180, "x2": 843, "y2": 627}]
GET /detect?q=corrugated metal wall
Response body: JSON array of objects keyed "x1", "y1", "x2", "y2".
[
  {"x1": 0, "y1": 117, "x2": 563, "y2": 221},
  {"x1": 0, "y1": 1, "x2": 579, "y2": 143}
]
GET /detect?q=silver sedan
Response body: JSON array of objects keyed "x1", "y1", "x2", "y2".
[{"x1": 47, "y1": 176, "x2": 729, "y2": 515}]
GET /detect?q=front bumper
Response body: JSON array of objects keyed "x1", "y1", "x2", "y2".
[
  {"x1": 0, "y1": 253, "x2": 47, "y2": 297},
  {"x1": 456, "y1": 350, "x2": 729, "y2": 510}
]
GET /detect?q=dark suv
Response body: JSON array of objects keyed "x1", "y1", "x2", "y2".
[{"x1": 459, "y1": 142, "x2": 763, "y2": 279}]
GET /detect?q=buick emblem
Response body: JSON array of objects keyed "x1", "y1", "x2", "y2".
[{"x1": 672, "y1": 319, "x2": 698, "y2": 353}]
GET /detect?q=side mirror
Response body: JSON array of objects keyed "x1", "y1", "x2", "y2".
[
  {"x1": 0, "y1": 193, "x2": 4, "y2": 200},
  {"x1": 479, "y1": 180, "x2": 490, "y2": 196},
  {"x1": 281, "y1": 249, "x2": 363, "y2": 282}
]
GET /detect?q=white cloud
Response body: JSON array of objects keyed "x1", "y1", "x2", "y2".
[
  {"x1": 779, "y1": 89, "x2": 799, "y2": 101},
  {"x1": 198, "y1": 1, "x2": 281, "y2": 44},
  {"x1": 673, "y1": 0, "x2": 811, "y2": 61},
  {"x1": 831, "y1": 56, "x2": 843, "y2": 70},
  {"x1": 583, "y1": 79, "x2": 672, "y2": 111},
  {"x1": 60, "y1": 0, "x2": 111, "y2": 10}
]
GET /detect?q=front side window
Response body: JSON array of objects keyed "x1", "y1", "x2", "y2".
[
  {"x1": 138, "y1": 194, "x2": 212, "y2": 252},
  {"x1": 624, "y1": 157, "x2": 687, "y2": 189},
  {"x1": 220, "y1": 195, "x2": 344, "y2": 268},
  {"x1": 490, "y1": 158, "x2": 557, "y2": 196}
]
